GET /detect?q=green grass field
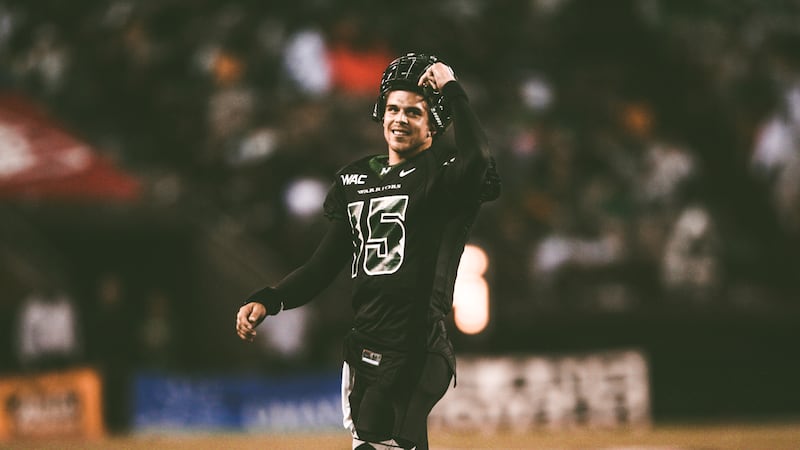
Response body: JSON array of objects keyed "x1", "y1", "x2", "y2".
[{"x1": 4, "y1": 421, "x2": 800, "y2": 450}]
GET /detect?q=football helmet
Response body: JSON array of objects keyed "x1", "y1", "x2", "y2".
[{"x1": 372, "y1": 52, "x2": 453, "y2": 136}]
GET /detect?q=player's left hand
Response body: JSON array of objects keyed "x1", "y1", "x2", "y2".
[
  {"x1": 418, "y1": 62, "x2": 456, "y2": 92},
  {"x1": 236, "y1": 301, "x2": 267, "y2": 342}
]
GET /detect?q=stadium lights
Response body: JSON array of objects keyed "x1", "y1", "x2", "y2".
[
  {"x1": 453, "y1": 244, "x2": 490, "y2": 335},
  {"x1": 284, "y1": 177, "x2": 327, "y2": 219}
]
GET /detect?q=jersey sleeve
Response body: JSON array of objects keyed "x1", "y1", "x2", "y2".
[
  {"x1": 272, "y1": 218, "x2": 351, "y2": 310},
  {"x1": 438, "y1": 81, "x2": 501, "y2": 205},
  {"x1": 247, "y1": 179, "x2": 351, "y2": 312}
]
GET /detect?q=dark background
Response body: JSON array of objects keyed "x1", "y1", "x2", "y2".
[{"x1": 1, "y1": 0, "x2": 799, "y2": 429}]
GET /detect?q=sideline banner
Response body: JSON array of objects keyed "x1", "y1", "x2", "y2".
[
  {"x1": 133, "y1": 371, "x2": 342, "y2": 433},
  {"x1": 430, "y1": 349, "x2": 651, "y2": 431},
  {"x1": 0, "y1": 367, "x2": 104, "y2": 441}
]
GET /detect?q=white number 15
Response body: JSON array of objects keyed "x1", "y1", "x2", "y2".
[{"x1": 347, "y1": 195, "x2": 409, "y2": 277}]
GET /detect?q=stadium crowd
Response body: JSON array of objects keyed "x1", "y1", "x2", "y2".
[{"x1": 2, "y1": 0, "x2": 800, "y2": 382}]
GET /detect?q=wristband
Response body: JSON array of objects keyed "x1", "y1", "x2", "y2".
[
  {"x1": 244, "y1": 286, "x2": 284, "y2": 316},
  {"x1": 441, "y1": 81, "x2": 468, "y2": 101}
]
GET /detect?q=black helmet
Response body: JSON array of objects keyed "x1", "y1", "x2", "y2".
[{"x1": 372, "y1": 52, "x2": 453, "y2": 136}]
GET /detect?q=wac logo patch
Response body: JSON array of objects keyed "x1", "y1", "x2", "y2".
[{"x1": 341, "y1": 173, "x2": 367, "y2": 185}]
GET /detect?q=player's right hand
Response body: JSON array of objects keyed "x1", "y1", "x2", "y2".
[
  {"x1": 236, "y1": 301, "x2": 267, "y2": 342},
  {"x1": 418, "y1": 62, "x2": 456, "y2": 92}
]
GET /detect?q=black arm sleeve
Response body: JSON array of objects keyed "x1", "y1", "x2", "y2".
[
  {"x1": 441, "y1": 81, "x2": 501, "y2": 203},
  {"x1": 247, "y1": 218, "x2": 351, "y2": 313}
]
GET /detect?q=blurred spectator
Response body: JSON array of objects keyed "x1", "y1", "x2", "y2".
[
  {"x1": 750, "y1": 37, "x2": 800, "y2": 234},
  {"x1": 203, "y1": 47, "x2": 257, "y2": 165},
  {"x1": 1, "y1": 0, "x2": 799, "y2": 376},
  {"x1": 325, "y1": 14, "x2": 392, "y2": 97},
  {"x1": 13, "y1": 24, "x2": 70, "y2": 97},
  {"x1": 138, "y1": 288, "x2": 175, "y2": 369},
  {"x1": 86, "y1": 272, "x2": 134, "y2": 433},
  {"x1": 283, "y1": 26, "x2": 331, "y2": 97},
  {"x1": 637, "y1": 142, "x2": 696, "y2": 207},
  {"x1": 661, "y1": 205, "x2": 722, "y2": 305},
  {"x1": 15, "y1": 285, "x2": 82, "y2": 371}
]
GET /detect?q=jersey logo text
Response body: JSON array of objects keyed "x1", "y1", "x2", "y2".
[
  {"x1": 357, "y1": 184, "x2": 401, "y2": 195},
  {"x1": 341, "y1": 174, "x2": 367, "y2": 185}
]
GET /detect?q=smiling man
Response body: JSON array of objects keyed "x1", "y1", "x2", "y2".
[
  {"x1": 383, "y1": 90, "x2": 431, "y2": 162},
  {"x1": 235, "y1": 53, "x2": 500, "y2": 450}
]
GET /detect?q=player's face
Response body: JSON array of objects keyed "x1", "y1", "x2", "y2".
[{"x1": 383, "y1": 90, "x2": 433, "y2": 164}]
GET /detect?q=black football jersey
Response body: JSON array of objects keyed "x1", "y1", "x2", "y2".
[{"x1": 324, "y1": 144, "x2": 489, "y2": 350}]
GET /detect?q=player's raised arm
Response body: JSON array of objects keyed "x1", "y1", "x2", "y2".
[{"x1": 420, "y1": 61, "x2": 500, "y2": 203}]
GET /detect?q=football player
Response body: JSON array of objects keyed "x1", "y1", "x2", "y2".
[{"x1": 236, "y1": 53, "x2": 500, "y2": 450}]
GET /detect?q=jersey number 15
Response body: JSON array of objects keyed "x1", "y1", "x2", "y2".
[{"x1": 347, "y1": 195, "x2": 409, "y2": 277}]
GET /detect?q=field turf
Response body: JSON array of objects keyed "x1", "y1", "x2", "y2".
[{"x1": 4, "y1": 421, "x2": 799, "y2": 449}]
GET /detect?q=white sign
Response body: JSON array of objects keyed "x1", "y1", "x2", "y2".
[{"x1": 430, "y1": 349, "x2": 651, "y2": 432}]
